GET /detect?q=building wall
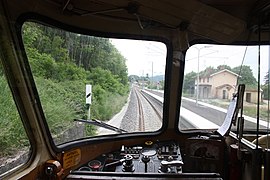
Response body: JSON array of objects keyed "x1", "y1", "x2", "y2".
[
  {"x1": 198, "y1": 85, "x2": 211, "y2": 98},
  {"x1": 210, "y1": 72, "x2": 237, "y2": 99},
  {"x1": 216, "y1": 86, "x2": 235, "y2": 100},
  {"x1": 244, "y1": 91, "x2": 262, "y2": 103},
  {"x1": 197, "y1": 70, "x2": 262, "y2": 102}
]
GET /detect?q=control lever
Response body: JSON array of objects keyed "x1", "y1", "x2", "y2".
[
  {"x1": 159, "y1": 160, "x2": 184, "y2": 173},
  {"x1": 122, "y1": 154, "x2": 135, "y2": 172},
  {"x1": 105, "y1": 159, "x2": 125, "y2": 168},
  {"x1": 105, "y1": 154, "x2": 135, "y2": 172},
  {"x1": 141, "y1": 155, "x2": 150, "y2": 172}
]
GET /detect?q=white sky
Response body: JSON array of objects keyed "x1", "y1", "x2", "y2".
[
  {"x1": 111, "y1": 39, "x2": 270, "y2": 84},
  {"x1": 185, "y1": 44, "x2": 270, "y2": 84},
  {"x1": 111, "y1": 39, "x2": 167, "y2": 77}
]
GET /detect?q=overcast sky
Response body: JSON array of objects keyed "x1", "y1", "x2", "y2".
[
  {"x1": 111, "y1": 39, "x2": 166, "y2": 77},
  {"x1": 185, "y1": 44, "x2": 270, "y2": 84},
  {"x1": 111, "y1": 39, "x2": 270, "y2": 84}
]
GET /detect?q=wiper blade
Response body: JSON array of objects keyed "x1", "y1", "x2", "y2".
[{"x1": 74, "y1": 119, "x2": 128, "y2": 134}]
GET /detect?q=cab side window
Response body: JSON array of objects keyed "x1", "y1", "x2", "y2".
[{"x1": 0, "y1": 63, "x2": 31, "y2": 176}]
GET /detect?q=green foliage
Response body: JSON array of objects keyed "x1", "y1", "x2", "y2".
[
  {"x1": 19, "y1": 22, "x2": 130, "y2": 144},
  {"x1": 50, "y1": 36, "x2": 69, "y2": 62},
  {"x1": 232, "y1": 65, "x2": 257, "y2": 85},
  {"x1": 91, "y1": 89, "x2": 128, "y2": 120},
  {"x1": 88, "y1": 67, "x2": 128, "y2": 95},
  {"x1": 184, "y1": 65, "x2": 258, "y2": 97},
  {"x1": 199, "y1": 66, "x2": 216, "y2": 77},
  {"x1": 264, "y1": 72, "x2": 269, "y2": 85},
  {"x1": 263, "y1": 72, "x2": 270, "y2": 99},
  {"x1": 183, "y1": 71, "x2": 197, "y2": 94},
  {"x1": 26, "y1": 48, "x2": 57, "y2": 79},
  {"x1": 262, "y1": 84, "x2": 269, "y2": 100},
  {"x1": 129, "y1": 75, "x2": 140, "y2": 82},
  {"x1": 1, "y1": 21, "x2": 130, "y2": 154},
  {"x1": 22, "y1": 22, "x2": 43, "y2": 48},
  {"x1": 34, "y1": 75, "x2": 128, "y2": 138},
  {"x1": 35, "y1": 78, "x2": 102, "y2": 138},
  {"x1": 195, "y1": 65, "x2": 257, "y2": 87},
  {"x1": 0, "y1": 76, "x2": 29, "y2": 156},
  {"x1": 217, "y1": 65, "x2": 231, "y2": 71},
  {"x1": 23, "y1": 22, "x2": 128, "y2": 83}
]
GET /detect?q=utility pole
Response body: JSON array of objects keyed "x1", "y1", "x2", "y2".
[
  {"x1": 152, "y1": 61, "x2": 153, "y2": 88},
  {"x1": 193, "y1": 46, "x2": 212, "y2": 106}
]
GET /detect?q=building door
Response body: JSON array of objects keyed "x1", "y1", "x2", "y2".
[
  {"x1": 246, "y1": 93, "x2": 251, "y2": 103},
  {"x1": 203, "y1": 87, "x2": 208, "y2": 98},
  {"x1": 222, "y1": 90, "x2": 226, "y2": 99}
]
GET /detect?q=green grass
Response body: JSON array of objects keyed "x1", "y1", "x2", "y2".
[
  {"x1": 35, "y1": 77, "x2": 83, "y2": 135},
  {"x1": 0, "y1": 74, "x2": 129, "y2": 155},
  {"x1": 242, "y1": 106, "x2": 269, "y2": 120},
  {"x1": 199, "y1": 97, "x2": 269, "y2": 121},
  {"x1": 35, "y1": 77, "x2": 129, "y2": 140}
]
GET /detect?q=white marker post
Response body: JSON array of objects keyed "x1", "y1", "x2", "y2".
[{"x1": 86, "y1": 84, "x2": 92, "y2": 120}]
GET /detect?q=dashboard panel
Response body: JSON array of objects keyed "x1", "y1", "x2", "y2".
[
  {"x1": 74, "y1": 141, "x2": 183, "y2": 174},
  {"x1": 67, "y1": 139, "x2": 223, "y2": 179}
]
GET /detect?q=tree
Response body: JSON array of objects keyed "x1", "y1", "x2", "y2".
[
  {"x1": 217, "y1": 65, "x2": 231, "y2": 71},
  {"x1": 264, "y1": 71, "x2": 269, "y2": 84},
  {"x1": 183, "y1": 71, "x2": 197, "y2": 94},
  {"x1": 232, "y1": 65, "x2": 257, "y2": 85},
  {"x1": 129, "y1": 75, "x2": 140, "y2": 82},
  {"x1": 262, "y1": 72, "x2": 270, "y2": 99},
  {"x1": 200, "y1": 66, "x2": 216, "y2": 77},
  {"x1": 22, "y1": 22, "x2": 128, "y2": 86}
]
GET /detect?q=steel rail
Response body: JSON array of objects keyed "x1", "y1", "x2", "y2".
[
  {"x1": 140, "y1": 91, "x2": 163, "y2": 122},
  {"x1": 134, "y1": 88, "x2": 145, "y2": 131}
]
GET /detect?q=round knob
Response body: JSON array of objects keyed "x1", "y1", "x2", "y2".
[
  {"x1": 124, "y1": 154, "x2": 133, "y2": 166},
  {"x1": 142, "y1": 155, "x2": 150, "y2": 163},
  {"x1": 122, "y1": 154, "x2": 135, "y2": 172}
]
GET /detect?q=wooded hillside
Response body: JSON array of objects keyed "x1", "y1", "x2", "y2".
[
  {"x1": 0, "y1": 21, "x2": 130, "y2": 155},
  {"x1": 23, "y1": 22, "x2": 130, "y2": 134}
]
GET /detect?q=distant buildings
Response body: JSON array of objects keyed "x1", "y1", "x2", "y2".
[{"x1": 195, "y1": 69, "x2": 262, "y2": 103}]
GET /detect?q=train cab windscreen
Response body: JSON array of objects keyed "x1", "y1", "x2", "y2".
[
  {"x1": 21, "y1": 22, "x2": 167, "y2": 145},
  {"x1": 180, "y1": 44, "x2": 269, "y2": 135}
]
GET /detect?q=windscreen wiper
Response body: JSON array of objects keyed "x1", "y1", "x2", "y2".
[{"x1": 74, "y1": 119, "x2": 128, "y2": 134}]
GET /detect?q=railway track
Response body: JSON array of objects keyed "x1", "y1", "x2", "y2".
[
  {"x1": 99, "y1": 87, "x2": 163, "y2": 135},
  {"x1": 141, "y1": 91, "x2": 163, "y2": 121},
  {"x1": 134, "y1": 88, "x2": 145, "y2": 131},
  {"x1": 102, "y1": 87, "x2": 270, "y2": 135},
  {"x1": 133, "y1": 87, "x2": 163, "y2": 131}
]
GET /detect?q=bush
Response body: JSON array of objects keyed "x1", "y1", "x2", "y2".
[{"x1": 0, "y1": 76, "x2": 29, "y2": 155}]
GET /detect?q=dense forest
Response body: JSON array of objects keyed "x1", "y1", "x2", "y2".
[
  {"x1": 0, "y1": 22, "x2": 130, "y2": 155},
  {"x1": 23, "y1": 22, "x2": 130, "y2": 135}
]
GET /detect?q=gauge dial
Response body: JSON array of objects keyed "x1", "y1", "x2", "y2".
[
  {"x1": 190, "y1": 143, "x2": 219, "y2": 159},
  {"x1": 88, "y1": 160, "x2": 102, "y2": 171},
  {"x1": 141, "y1": 148, "x2": 157, "y2": 156}
]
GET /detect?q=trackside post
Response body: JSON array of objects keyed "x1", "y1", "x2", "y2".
[{"x1": 86, "y1": 84, "x2": 92, "y2": 120}]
